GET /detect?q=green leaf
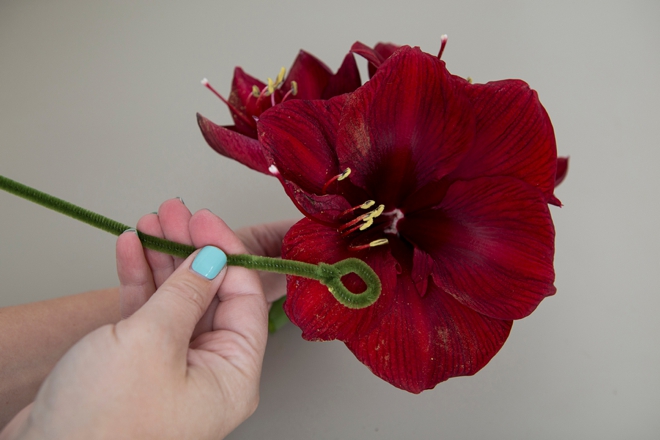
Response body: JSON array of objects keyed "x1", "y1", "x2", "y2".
[{"x1": 268, "y1": 296, "x2": 289, "y2": 333}]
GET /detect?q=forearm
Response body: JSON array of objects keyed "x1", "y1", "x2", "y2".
[{"x1": 0, "y1": 288, "x2": 121, "y2": 428}]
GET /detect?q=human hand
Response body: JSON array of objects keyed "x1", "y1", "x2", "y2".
[
  {"x1": 118, "y1": 198, "x2": 296, "y2": 337},
  {"x1": 1, "y1": 209, "x2": 268, "y2": 440}
]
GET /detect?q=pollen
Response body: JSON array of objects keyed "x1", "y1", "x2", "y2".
[
  {"x1": 266, "y1": 77, "x2": 275, "y2": 96},
  {"x1": 370, "y1": 238, "x2": 389, "y2": 247},
  {"x1": 467, "y1": 77, "x2": 473, "y2": 84},
  {"x1": 359, "y1": 218, "x2": 374, "y2": 231},
  {"x1": 251, "y1": 85, "x2": 261, "y2": 97},
  {"x1": 290, "y1": 81, "x2": 298, "y2": 96},
  {"x1": 275, "y1": 67, "x2": 286, "y2": 86},
  {"x1": 338, "y1": 168, "x2": 351, "y2": 180},
  {"x1": 360, "y1": 200, "x2": 375, "y2": 209}
]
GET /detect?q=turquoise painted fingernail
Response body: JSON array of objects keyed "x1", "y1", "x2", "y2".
[{"x1": 191, "y1": 246, "x2": 227, "y2": 279}]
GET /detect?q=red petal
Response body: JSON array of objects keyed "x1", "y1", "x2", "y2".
[
  {"x1": 411, "y1": 247, "x2": 434, "y2": 297},
  {"x1": 279, "y1": 178, "x2": 352, "y2": 225},
  {"x1": 547, "y1": 156, "x2": 568, "y2": 206},
  {"x1": 228, "y1": 67, "x2": 266, "y2": 137},
  {"x1": 336, "y1": 46, "x2": 475, "y2": 207},
  {"x1": 322, "y1": 53, "x2": 362, "y2": 99},
  {"x1": 283, "y1": 50, "x2": 332, "y2": 100},
  {"x1": 257, "y1": 95, "x2": 347, "y2": 194},
  {"x1": 351, "y1": 41, "x2": 401, "y2": 78},
  {"x1": 399, "y1": 176, "x2": 556, "y2": 320},
  {"x1": 368, "y1": 42, "x2": 400, "y2": 78},
  {"x1": 449, "y1": 80, "x2": 557, "y2": 202},
  {"x1": 350, "y1": 41, "x2": 385, "y2": 68},
  {"x1": 197, "y1": 114, "x2": 271, "y2": 174},
  {"x1": 346, "y1": 281, "x2": 512, "y2": 393},
  {"x1": 555, "y1": 156, "x2": 569, "y2": 187},
  {"x1": 282, "y1": 218, "x2": 398, "y2": 340}
]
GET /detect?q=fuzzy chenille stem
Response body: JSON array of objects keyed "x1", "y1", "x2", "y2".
[{"x1": 0, "y1": 174, "x2": 381, "y2": 309}]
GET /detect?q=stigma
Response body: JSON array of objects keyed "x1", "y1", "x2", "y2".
[{"x1": 437, "y1": 34, "x2": 448, "y2": 59}]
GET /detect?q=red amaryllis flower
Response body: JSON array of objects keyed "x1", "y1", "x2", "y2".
[
  {"x1": 198, "y1": 45, "x2": 564, "y2": 393},
  {"x1": 197, "y1": 50, "x2": 361, "y2": 174}
]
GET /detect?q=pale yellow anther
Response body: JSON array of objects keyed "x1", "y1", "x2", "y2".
[
  {"x1": 338, "y1": 168, "x2": 352, "y2": 181},
  {"x1": 372, "y1": 204, "x2": 385, "y2": 218},
  {"x1": 369, "y1": 238, "x2": 389, "y2": 247},
  {"x1": 467, "y1": 76, "x2": 473, "y2": 84},
  {"x1": 359, "y1": 218, "x2": 374, "y2": 231},
  {"x1": 275, "y1": 67, "x2": 286, "y2": 86},
  {"x1": 252, "y1": 85, "x2": 261, "y2": 97},
  {"x1": 290, "y1": 81, "x2": 298, "y2": 96},
  {"x1": 266, "y1": 78, "x2": 275, "y2": 95},
  {"x1": 362, "y1": 204, "x2": 385, "y2": 225},
  {"x1": 360, "y1": 200, "x2": 376, "y2": 209}
]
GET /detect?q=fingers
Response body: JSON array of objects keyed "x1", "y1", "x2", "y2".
[
  {"x1": 235, "y1": 219, "x2": 298, "y2": 303},
  {"x1": 116, "y1": 230, "x2": 156, "y2": 319},
  {"x1": 136, "y1": 213, "x2": 173, "y2": 288},
  {"x1": 157, "y1": 198, "x2": 192, "y2": 268},
  {"x1": 128, "y1": 246, "x2": 228, "y2": 351},
  {"x1": 188, "y1": 211, "x2": 268, "y2": 353},
  {"x1": 118, "y1": 199, "x2": 192, "y2": 318}
]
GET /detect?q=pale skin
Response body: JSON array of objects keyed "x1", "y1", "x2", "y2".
[{"x1": 0, "y1": 199, "x2": 295, "y2": 438}]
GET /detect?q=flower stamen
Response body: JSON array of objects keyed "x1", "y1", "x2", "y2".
[
  {"x1": 339, "y1": 204, "x2": 384, "y2": 236},
  {"x1": 321, "y1": 168, "x2": 351, "y2": 194},
  {"x1": 348, "y1": 238, "x2": 389, "y2": 252},
  {"x1": 281, "y1": 81, "x2": 298, "y2": 102},
  {"x1": 340, "y1": 200, "x2": 375, "y2": 217}
]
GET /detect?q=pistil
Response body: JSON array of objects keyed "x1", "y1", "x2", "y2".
[
  {"x1": 383, "y1": 208, "x2": 404, "y2": 234},
  {"x1": 437, "y1": 34, "x2": 448, "y2": 59},
  {"x1": 201, "y1": 78, "x2": 256, "y2": 129}
]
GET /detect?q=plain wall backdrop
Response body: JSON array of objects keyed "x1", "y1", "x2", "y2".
[{"x1": 1, "y1": 0, "x2": 659, "y2": 438}]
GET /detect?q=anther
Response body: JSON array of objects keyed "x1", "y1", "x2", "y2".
[
  {"x1": 437, "y1": 34, "x2": 448, "y2": 59},
  {"x1": 275, "y1": 67, "x2": 286, "y2": 86},
  {"x1": 467, "y1": 77, "x2": 473, "y2": 84},
  {"x1": 266, "y1": 78, "x2": 275, "y2": 96},
  {"x1": 359, "y1": 218, "x2": 373, "y2": 231},
  {"x1": 322, "y1": 168, "x2": 352, "y2": 194},
  {"x1": 251, "y1": 85, "x2": 261, "y2": 97},
  {"x1": 370, "y1": 238, "x2": 389, "y2": 247}
]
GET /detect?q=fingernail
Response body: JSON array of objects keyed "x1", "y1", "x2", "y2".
[
  {"x1": 176, "y1": 197, "x2": 185, "y2": 205},
  {"x1": 191, "y1": 246, "x2": 227, "y2": 280},
  {"x1": 124, "y1": 228, "x2": 138, "y2": 235}
]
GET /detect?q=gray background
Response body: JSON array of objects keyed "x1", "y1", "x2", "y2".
[{"x1": 1, "y1": 0, "x2": 658, "y2": 438}]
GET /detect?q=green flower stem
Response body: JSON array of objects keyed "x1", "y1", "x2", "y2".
[{"x1": 0, "y1": 174, "x2": 381, "y2": 309}]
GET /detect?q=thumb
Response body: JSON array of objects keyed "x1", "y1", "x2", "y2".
[{"x1": 128, "y1": 246, "x2": 227, "y2": 347}]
